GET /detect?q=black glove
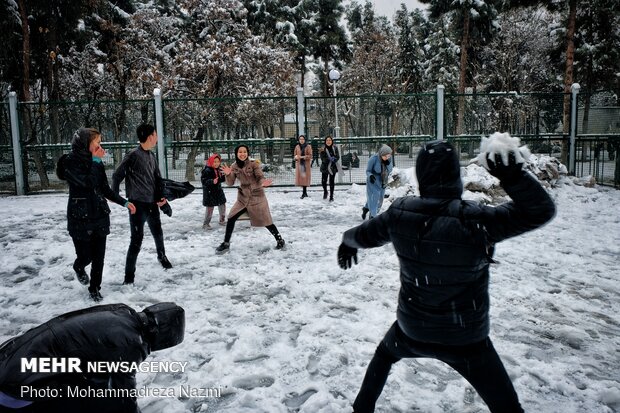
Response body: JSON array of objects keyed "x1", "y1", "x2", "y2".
[
  {"x1": 338, "y1": 243, "x2": 358, "y2": 270},
  {"x1": 160, "y1": 202, "x2": 172, "y2": 217},
  {"x1": 369, "y1": 175, "x2": 376, "y2": 184},
  {"x1": 486, "y1": 152, "x2": 523, "y2": 184}
]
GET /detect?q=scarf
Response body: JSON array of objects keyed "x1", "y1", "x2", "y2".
[
  {"x1": 381, "y1": 157, "x2": 390, "y2": 187},
  {"x1": 325, "y1": 145, "x2": 337, "y2": 175},
  {"x1": 298, "y1": 142, "x2": 308, "y2": 175}
]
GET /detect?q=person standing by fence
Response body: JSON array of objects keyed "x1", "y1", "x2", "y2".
[
  {"x1": 311, "y1": 136, "x2": 320, "y2": 167},
  {"x1": 294, "y1": 135, "x2": 312, "y2": 199},
  {"x1": 56, "y1": 128, "x2": 136, "y2": 302},
  {"x1": 112, "y1": 124, "x2": 172, "y2": 285},
  {"x1": 320, "y1": 135, "x2": 339, "y2": 201},
  {"x1": 362, "y1": 144, "x2": 393, "y2": 220}
]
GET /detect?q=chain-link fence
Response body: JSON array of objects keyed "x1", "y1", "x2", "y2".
[
  {"x1": 305, "y1": 93, "x2": 436, "y2": 138},
  {"x1": 0, "y1": 102, "x2": 14, "y2": 193},
  {"x1": 16, "y1": 99, "x2": 154, "y2": 191},
  {"x1": 4, "y1": 89, "x2": 619, "y2": 194},
  {"x1": 161, "y1": 97, "x2": 297, "y2": 182}
]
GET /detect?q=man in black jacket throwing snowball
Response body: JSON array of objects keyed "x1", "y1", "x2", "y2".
[{"x1": 338, "y1": 137, "x2": 556, "y2": 413}]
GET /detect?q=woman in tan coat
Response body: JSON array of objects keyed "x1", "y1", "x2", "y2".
[
  {"x1": 294, "y1": 135, "x2": 312, "y2": 198},
  {"x1": 215, "y1": 145, "x2": 285, "y2": 254}
]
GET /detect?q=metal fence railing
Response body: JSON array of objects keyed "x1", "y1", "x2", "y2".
[
  {"x1": 305, "y1": 93, "x2": 436, "y2": 139},
  {"x1": 3, "y1": 88, "x2": 619, "y2": 194},
  {"x1": 161, "y1": 97, "x2": 297, "y2": 182},
  {"x1": 0, "y1": 102, "x2": 14, "y2": 193}
]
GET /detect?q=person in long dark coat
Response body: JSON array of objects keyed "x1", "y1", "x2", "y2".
[
  {"x1": 56, "y1": 128, "x2": 136, "y2": 302},
  {"x1": 294, "y1": 135, "x2": 312, "y2": 198},
  {"x1": 215, "y1": 145, "x2": 285, "y2": 254},
  {"x1": 338, "y1": 140, "x2": 556, "y2": 413},
  {"x1": 0, "y1": 302, "x2": 184, "y2": 413},
  {"x1": 319, "y1": 135, "x2": 340, "y2": 201},
  {"x1": 200, "y1": 154, "x2": 227, "y2": 229}
]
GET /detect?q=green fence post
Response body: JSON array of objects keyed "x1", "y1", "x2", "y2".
[
  {"x1": 154, "y1": 88, "x2": 167, "y2": 178},
  {"x1": 436, "y1": 85, "x2": 445, "y2": 141},
  {"x1": 569, "y1": 83, "x2": 580, "y2": 175},
  {"x1": 9, "y1": 92, "x2": 25, "y2": 195},
  {"x1": 296, "y1": 87, "x2": 305, "y2": 138}
]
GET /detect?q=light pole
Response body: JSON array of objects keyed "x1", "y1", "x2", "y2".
[{"x1": 328, "y1": 69, "x2": 341, "y2": 138}]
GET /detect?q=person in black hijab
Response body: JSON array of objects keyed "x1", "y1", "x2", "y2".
[
  {"x1": 56, "y1": 128, "x2": 136, "y2": 301},
  {"x1": 216, "y1": 145, "x2": 285, "y2": 253}
]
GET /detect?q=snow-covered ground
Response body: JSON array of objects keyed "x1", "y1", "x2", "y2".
[{"x1": 1, "y1": 173, "x2": 619, "y2": 412}]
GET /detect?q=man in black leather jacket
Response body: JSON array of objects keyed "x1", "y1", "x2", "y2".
[
  {"x1": 0, "y1": 303, "x2": 184, "y2": 413},
  {"x1": 338, "y1": 140, "x2": 556, "y2": 413},
  {"x1": 113, "y1": 124, "x2": 172, "y2": 284}
]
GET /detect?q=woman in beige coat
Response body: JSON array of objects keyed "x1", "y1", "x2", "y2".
[
  {"x1": 294, "y1": 135, "x2": 312, "y2": 198},
  {"x1": 215, "y1": 145, "x2": 285, "y2": 254}
]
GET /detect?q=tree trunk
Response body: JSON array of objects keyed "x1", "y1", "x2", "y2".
[
  {"x1": 561, "y1": 0, "x2": 577, "y2": 166},
  {"x1": 456, "y1": 11, "x2": 470, "y2": 136},
  {"x1": 185, "y1": 127, "x2": 204, "y2": 181},
  {"x1": 18, "y1": 0, "x2": 49, "y2": 189}
]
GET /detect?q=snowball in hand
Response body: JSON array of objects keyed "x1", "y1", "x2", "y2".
[{"x1": 476, "y1": 132, "x2": 531, "y2": 170}]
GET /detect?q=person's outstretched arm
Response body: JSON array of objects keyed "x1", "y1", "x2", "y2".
[{"x1": 484, "y1": 154, "x2": 556, "y2": 243}]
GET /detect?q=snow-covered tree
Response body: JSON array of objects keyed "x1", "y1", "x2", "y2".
[{"x1": 420, "y1": 0, "x2": 502, "y2": 134}]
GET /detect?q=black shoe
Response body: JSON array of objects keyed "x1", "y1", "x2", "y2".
[
  {"x1": 329, "y1": 196, "x2": 334, "y2": 202},
  {"x1": 89, "y1": 289, "x2": 103, "y2": 302},
  {"x1": 301, "y1": 193, "x2": 308, "y2": 199},
  {"x1": 73, "y1": 263, "x2": 89, "y2": 285},
  {"x1": 323, "y1": 190, "x2": 328, "y2": 199},
  {"x1": 276, "y1": 238, "x2": 285, "y2": 249},
  {"x1": 158, "y1": 254, "x2": 173, "y2": 269},
  {"x1": 362, "y1": 207, "x2": 369, "y2": 220},
  {"x1": 216, "y1": 242, "x2": 230, "y2": 254},
  {"x1": 123, "y1": 273, "x2": 135, "y2": 285}
]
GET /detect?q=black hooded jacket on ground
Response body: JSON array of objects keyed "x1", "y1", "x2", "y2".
[
  {"x1": 0, "y1": 304, "x2": 150, "y2": 413},
  {"x1": 343, "y1": 161, "x2": 556, "y2": 345},
  {"x1": 57, "y1": 147, "x2": 127, "y2": 240}
]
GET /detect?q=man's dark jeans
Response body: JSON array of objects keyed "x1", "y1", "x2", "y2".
[
  {"x1": 125, "y1": 201, "x2": 165, "y2": 280},
  {"x1": 353, "y1": 322, "x2": 524, "y2": 413}
]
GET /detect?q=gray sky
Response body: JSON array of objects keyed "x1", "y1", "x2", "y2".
[{"x1": 371, "y1": 0, "x2": 428, "y2": 19}]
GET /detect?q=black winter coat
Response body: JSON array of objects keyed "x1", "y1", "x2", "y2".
[
  {"x1": 320, "y1": 145, "x2": 340, "y2": 175},
  {"x1": 57, "y1": 154, "x2": 127, "y2": 239},
  {"x1": 343, "y1": 171, "x2": 556, "y2": 345},
  {"x1": 0, "y1": 304, "x2": 150, "y2": 413},
  {"x1": 201, "y1": 166, "x2": 227, "y2": 207}
]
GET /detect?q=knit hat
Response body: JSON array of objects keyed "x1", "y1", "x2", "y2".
[
  {"x1": 378, "y1": 144, "x2": 392, "y2": 156},
  {"x1": 415, "y1": 140, "x2": 463, "y2": 199}
]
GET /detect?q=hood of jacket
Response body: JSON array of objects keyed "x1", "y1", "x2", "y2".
[
  {"x1": 415, "y1": 140, "x2": 463, "y2": 199},
  {"x1": 71, "y1": 128, "x2": 93, "y2": 161},
  {"x1": 206, "y1": 154, "x2": 221, "y2": 168}
]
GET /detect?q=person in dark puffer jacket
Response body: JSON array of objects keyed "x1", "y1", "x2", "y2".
[
  {"x1": 200, "y1": 153, "x2": 227, "y2": 229},
  {"x1": 57, "y1": 128, "x2": 136, "y2": 302},
  {"x1": 0, "y1": 302, "x2": 184, "y2": 413},
  {"x1": 338, "y1": 140, "x2": 556, "y2": 413}
]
